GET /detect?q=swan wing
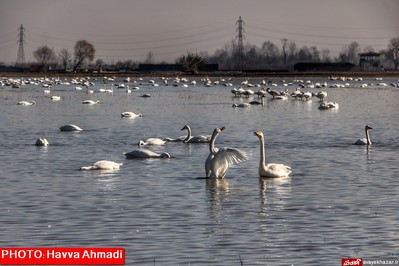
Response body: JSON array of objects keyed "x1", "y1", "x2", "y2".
[
  {"x1": 354, "y1": 138, "x2": 367, "y2": 145},
  {"x1": 124, "y1": 149, "x2": 159, "y2": 158},
  {"x1": 214, "y1": 147, "x2": 252, "y2": 165},
  {"x1": 94, "y1": 160, "x2": 122, "y2": 170},
  {"x1": 188, "y1": 135, "x2": 211, "y2": 143}
]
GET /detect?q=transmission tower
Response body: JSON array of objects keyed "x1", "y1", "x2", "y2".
[
  {"x1": 236, "y1": 16, "x2": 245, "y2": 71},
  {"x1": 16, "y1": 24, "x2": 25, "y2": 65}
]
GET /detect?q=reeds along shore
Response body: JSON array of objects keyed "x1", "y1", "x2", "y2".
[{"x1": 1, "y1": 71, "x2": 399, "y2": 79}]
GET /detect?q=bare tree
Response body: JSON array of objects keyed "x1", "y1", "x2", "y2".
[
  {"x1": 33, "y1": 45, "x2": 55, "y2": 70},
  {"x1": 144, "y1": 51, "x2": 154, "y2": 64},
  {"x1": 321, "y1": 49, "x2": 332, "y2": 62},
  {"x1": 177, "y1": 52, "x2": 203, "y2": 74},
  {"x1": 73, "y1": 40, "x2": 95, "y2": 71},
  {"x1": 261, "y1": 41, "x2": 279, "y2": 67},
  {"x1": 339, "y1": 42, "x2": 360, "y2": 64},
  {"x1": 58, "y1": 48, "x2": 72, "y2": 71},
  {"x1": 384, "y1": 37, "x2": 399, "y2": 70}
]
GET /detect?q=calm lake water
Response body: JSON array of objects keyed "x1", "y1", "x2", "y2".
[{"x1": 0, "y1": 75, "x2": 398, "y2": 265}]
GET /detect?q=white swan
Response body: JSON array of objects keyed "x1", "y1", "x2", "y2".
[
  {"x1": 35, "y1": 138, "x2": 49, "y2": 147},
  {"x1": 121, "y1": 112, "x2": 142, "y2": 118},
  {"x1": 80, "y1": 160, "x2": 123, "y2": 170},
  {"x1": 313, "y1": 91, "x2": 327, "y2": 102},
  {"x1": 82, "y1": 100, "x2": 100, "y2": 104},
  {"x1": 181, "y1": 125, "x2": 211, "y2": 143},
  {"x1": 318, "y1": 101, "x2": 339, "y2": 110},
  {"x1": 18, "y1": 101, "x2": 36, "y2": 106},
  {"x1": 205, "y1": 126, "x2": 224, "y2": 177},
  {"x1": 59, "y1": 124, "x2": 83, "y2": 132},
  {"x1": 354, "y1": 125, "x2": 373, "y2": 145},
  {"x1": 124, "y1": 148, "x2": 171, "y2": 159},
  {"x1": 138, "y1": 138, "x2": 166, "y2": 146},
  {"x1": 207, "y1": 127, "x2": 251, "y2": 178},
  {"x1": 51, "y1": 95, "x2": 61, "y2": 101},
  {"x1": 254, "y1": 131, "x2": 292, "y2": 177}
]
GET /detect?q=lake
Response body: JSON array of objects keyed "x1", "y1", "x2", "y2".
[{"x1": 0, "y1": 75, "x2": 398, "y2": 265}]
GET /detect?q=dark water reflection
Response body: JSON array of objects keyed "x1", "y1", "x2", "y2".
[{"x1": 0, "y1": 76, "x2": 398, "y2": 265}]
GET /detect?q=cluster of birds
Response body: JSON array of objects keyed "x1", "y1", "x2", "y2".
[
  {"x1": 9, "y1": 75, "x2": 379, "y2": 179},
  {"x1": 230, "y1": 86, "x2": 339, "y2": 110},
  {"x1": 34, "y1": 121, "x2": 373, "y2": 179}
]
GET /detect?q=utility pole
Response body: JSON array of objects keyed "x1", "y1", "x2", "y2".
[
  {"x1": 236, "y1": 16, "x2": 245, "y2": 71},
  {"x1": 17, "y1": 24, "x2": 25, "y2": 65}
]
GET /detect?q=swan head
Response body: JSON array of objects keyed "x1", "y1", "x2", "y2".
[
  {"x1": 253, "y1": 131, "x2": 264, "y2": 138},
  {"x1": 215, "y1": 126, "x2": 225, "y2": 133},
  {"x1": 181, "y1": 125, "x2": 189, "y2": 131},
  {"x1": 138, "y1": 113, "x2": 143, "y2": 117},
  {"x1": 365, "y1": 125, "x2": 373, "y2": 130},
  {"x1": 138, "y1": 140, "x2": 145, "y2": 146},
  {"x1": 160, "y1": 152, "x2": 171, "y2": 158}
]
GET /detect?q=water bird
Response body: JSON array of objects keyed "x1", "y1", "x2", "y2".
[
  {"x1": 18, "y1": 101, "x2": 36, "y2": 106},
  {"x1": 80, "y1": 160, "x2": 123, "y2": 170},
  {"x1": 232, "y1": 103, "x2": 251, "y2": 108},
  {"x1": 313, "y1": 91, "x2": 327, "y2": 101},
  {"x1": 35, "y1": 138, "x2": 49, "y2": 147},
  {"x1": 354, "y1": 125, "x2": 373, "y2": 145},
  {"x1": 138, "y1": 138, "x2": 166, "y2": 146},
  {"x1": 124, "y1": 148, "x2": 171, "y2": 159},
  {"x1": 82, "y1": 100, "x2": 100, "y2": 104},
  {"x1": 181, "y1": 125, "x2": 211, "y2": 143},
  {"x1": 253, "y1": 131, "x2": 292, "y2": 177},
  {"x1": 206, "y1": 127, "x2": 251, "y2": 178},
  {"x1": 59, "y1": 124, "x2": 83, "y2": 132},
  {"x1": 51, "y1": 96, "x2": 61, "y2": 101},
  {"x1": 318, "y1": 101, "x2": 339, "y2": 110},
  {"x1": 121, "y1": 112, "x2": 142, "y2": 118}
]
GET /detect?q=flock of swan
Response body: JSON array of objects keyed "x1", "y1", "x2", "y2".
[{"x1": 7, "y1": 75, "x2": 380, "y2": 178}]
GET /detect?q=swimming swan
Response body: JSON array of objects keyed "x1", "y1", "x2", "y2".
[
  {"x1": 59, "y1": 124, "x2": 83, "y2": 132},
  {"x1": 207, "y1": 127, "x2": 251, "y2": 178},
  {"x1": 80, "y1": 160, "x2": 123, "y2": 170},
  {"x1": 318, "y1": 101, "x2": 339, "y2": 110},
  {"x1": 138, "y1": 138, "x2": 167, "y2": 146},
  {"x1": 121, "y1": 112, "x2": 143, "y2": 118},
  {"x1": 354, "y1": 125, "x2": 373, "y2": 145},
  {"x1": 82, "y1": 100, "x2": 100, "y2": 104},
  {"x1": 124, "y1": 148, "x2": 171, "y2": 159},
  {"x1": 35, "y1": 138, "x2": 49, "y2": 146},
  {"x1": 18, "y1": 101, "x2": 36, "y2": 106},
  {"x1": 181, "y1": 125, "x2": 211, "y2": 143},
  {"x1": 254, "y1": 131, "x2": 292, "y2": 178}
]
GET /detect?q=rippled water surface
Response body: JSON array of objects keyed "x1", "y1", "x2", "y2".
[{"x1": 0, "y1": 76, "x2": 398, "y2": 265}]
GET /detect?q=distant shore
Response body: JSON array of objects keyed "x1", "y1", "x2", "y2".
[{"x1": 1, "y1": 71, "x2": 399, "y2": 78}]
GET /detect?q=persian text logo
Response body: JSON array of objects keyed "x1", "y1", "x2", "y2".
[{"x1": 342, "y1": 258, "x2": 363, "y2": 266}]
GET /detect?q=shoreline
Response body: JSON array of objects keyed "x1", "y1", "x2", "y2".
[{"x1": 1, "y1": 71, "x2": 399, "y2": 78}]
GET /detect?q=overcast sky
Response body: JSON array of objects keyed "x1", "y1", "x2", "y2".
[{"x1": 1, "y1": 0, "x2": 398, "y2": 64}]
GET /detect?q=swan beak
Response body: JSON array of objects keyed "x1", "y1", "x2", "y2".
[{"x1": 220, "y1": 126, "x2": 225, "y2": 131}]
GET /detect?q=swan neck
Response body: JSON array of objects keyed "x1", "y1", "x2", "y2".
[
  {"x1": 365, "y1": 128, "x2": 371, "y2": 145},
  {"x1": 259, "y1": 135, "x2": 266, "y2": 166},
  {"x1": 209, "y1": 130, "x2": 219, "y2": 154},
  {"x1": 183, "y1": 126, "x2": 192, "y2": 142}
]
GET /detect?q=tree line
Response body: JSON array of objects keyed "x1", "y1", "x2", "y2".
[{"x1": 30, "y1": 37, "x2": 399, "y2": 72}]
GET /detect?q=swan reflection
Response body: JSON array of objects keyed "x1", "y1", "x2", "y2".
[
  {"x1": 259, "y1": 176, "x2": 292, "y2": 216},
  {"x1": 205, "y1": 178, "x2": 230, "y2": 220}
]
